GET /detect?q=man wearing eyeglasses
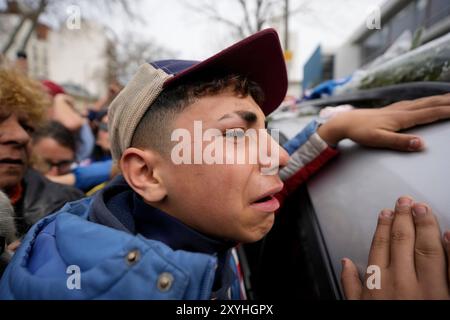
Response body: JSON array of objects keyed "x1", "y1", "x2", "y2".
[{"x1": 31, "y1": 121, "x2": 77, "y2": 177}]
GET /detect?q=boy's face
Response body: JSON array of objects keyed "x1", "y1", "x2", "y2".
[{"x1": 152, "y1": 89, "x2": 289, "y2": 243}]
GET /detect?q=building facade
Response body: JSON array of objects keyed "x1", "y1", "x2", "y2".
[
  {"x1": 1, "y1": 12, "x2": 109, "y2": 100},
  {"x1": 334, "y1": 0, "x2": 450, "y2": 78}
]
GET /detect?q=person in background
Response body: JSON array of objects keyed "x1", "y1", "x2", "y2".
[
  {"x1": 0, "y1": 190, "x2": 18, "y2": 277},
  {"x1": 41, "y1": 80, "x2": 95, "y2": 162},
  {"x1": 0, "y1": 68, "x2": 83, "y2": 239},
  {"x1": 45, "y1": 111, "x2": 114, "y2": 193},
  {"x1": 91, "y1": 111, "x2": 112, "y2": 162},
  {"x1": 14, "y1": 51, "x2": 28, "y2": 75},
  {"x1": 90, "y1": 81, "x2": 123, "y2": 112},
  {"x1": 86, "y1": 82, "x2": 123, "y2": 136},
  {"x1": 31, "y1": 121, "x2": 77, "y2": 177}
]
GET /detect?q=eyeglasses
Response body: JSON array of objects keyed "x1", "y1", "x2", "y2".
[
  {"x1": 42, "y1": 159, "x2": 74, "y2": 175},
  {"x1": 98, "y1": 122, "x2": 108, "y2": 132}
]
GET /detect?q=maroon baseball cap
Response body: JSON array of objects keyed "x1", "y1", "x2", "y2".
[
  {"x1": 151, "y1": 28, "x2": 288, "y2": 116},
  {"x1": 41, "y1": 80, "x2": 65, "y2": 97}
]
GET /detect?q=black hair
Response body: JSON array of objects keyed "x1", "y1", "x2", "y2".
[{"x1": 32, "y1": 121, "x2": 77, "y2": 152}]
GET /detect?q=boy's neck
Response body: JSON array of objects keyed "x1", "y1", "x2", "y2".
[{"x1": 89, "y1": 175, "x2": 236, "y2": 255}]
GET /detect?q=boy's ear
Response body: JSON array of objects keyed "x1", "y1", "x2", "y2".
[{"x1": 120, "y1": 147, "x2": 167, "y2": 202}]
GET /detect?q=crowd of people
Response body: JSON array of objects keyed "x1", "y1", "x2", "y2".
[
  {"x1": 0, "y1": 28, "x2": 450, "y2": 300},
  {"x1": 0, "y1": 56, "x2": 120, "y2": 274}
]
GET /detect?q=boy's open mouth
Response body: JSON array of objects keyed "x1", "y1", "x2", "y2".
[
  {"x1": 249, "y1": 184, "x2": 283, "y2": 212},
  {"x1": 250, "y1": 195, "x2": 280, "y2": 212},
  {"x1": 254, "y1": 195, "x2": 272, "y2": 203}
]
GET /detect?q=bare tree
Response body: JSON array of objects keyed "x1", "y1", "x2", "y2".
[
  {"x1": 1, "y1": 0, "x2": 141, "y2": 55},
  {"x1": 105, "y1": 31, "x2": 175, "y2": 85},
  {"x1": 183, "y1": 0, "x2": 308, "y2": 41},
  {"x1": 184, "y1": 0, "x2": 281, "y2": 39},
  {"x1": 18, "y1": 0, "x2": 46, "y2": 52}
]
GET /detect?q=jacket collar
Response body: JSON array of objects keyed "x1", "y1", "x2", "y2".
[{"x1": 88, "y1": 175, "x2": 235, "y2": 255}]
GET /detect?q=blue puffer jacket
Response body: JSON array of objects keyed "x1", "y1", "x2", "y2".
[{"x1": 0, "y1": 197, "x2": 241, "y2": 299}]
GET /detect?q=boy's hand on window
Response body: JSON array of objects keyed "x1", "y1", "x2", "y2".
[
  {"x1": 341, "y1": 196, "x2": 450, "y2": 300},
  {"x1": 317, "y1": 93, "x2": 450, "y2": 151}
]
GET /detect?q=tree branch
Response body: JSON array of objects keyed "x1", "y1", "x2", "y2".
[
  {"x1": 237, "y1": 0, "x2": 253, "y2": 35},
  {"x1": 184, "y1": 0, "x2": 245, "y2": 38},
  {"x1": 19, "y1": 0, "x2": 47, "y2": 51},
  {"x1": 2, "y1": 14, "x2": 27, "y2": 54}
]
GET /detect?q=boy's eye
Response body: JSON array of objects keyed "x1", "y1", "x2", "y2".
[{"x1": 224, "y1": 128, "x2": 245, "y2": 139}]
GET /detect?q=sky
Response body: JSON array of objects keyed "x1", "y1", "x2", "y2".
[
  {"x1": 102, "y1": 0, "x2": 386, "y2": 80},
  {"x1": 1, "y1": 0, "x2": 386, "y2": 81}
]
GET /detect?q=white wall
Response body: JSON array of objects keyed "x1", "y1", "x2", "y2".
[
  {"x1": 46, "y1": 20, "x2": 108, "y2": 98},
  {"x1": 1, "y1": 15, "x2": 108, "y2": 98}
]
